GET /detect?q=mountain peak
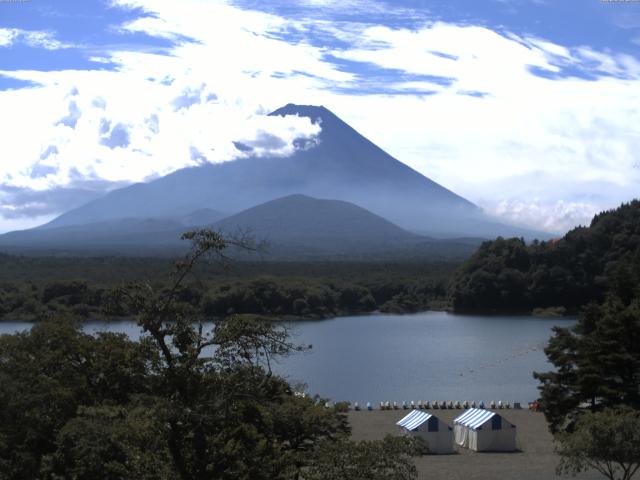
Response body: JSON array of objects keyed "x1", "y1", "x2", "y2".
[
  {"x1": 30, "y1": 101, "x2": 542, "y2": 240},
  {"x1": 212, "y1": 193, "x2": 421, "y2": 253},
  {"x1": 269, "y1": 103, "x2": 333, "y2": 124}
]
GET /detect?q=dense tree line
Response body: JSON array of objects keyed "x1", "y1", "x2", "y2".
[
  {"x1": 0, "y1": 254, "x2": 456, "y2": 284},
  {"x1": 531, "y1": 212, "x2": 640, "y2": 479},
  {"x1": 449, "y1": 200, "x2": 640, "y2": 313},
  {"x1": 534, "y1": 267, "x2": 640, "y2": 480},
  {"x1": 0, "y1": 270, "x2": 452, "y2": 321},
  {"x1": 0, "y1": 230, "x2": 423, "y2": 479},
  {"x1": 534, "y1": 270, "x2": 640, "y2": 433}
]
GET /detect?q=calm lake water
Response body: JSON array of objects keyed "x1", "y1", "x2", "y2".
[{"x1": 0, "y1": 311, "x2": 573, "y2": 405}]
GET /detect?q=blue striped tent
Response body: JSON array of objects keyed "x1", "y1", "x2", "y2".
[
  {"x1": 453, "y1": 408, "x2": 516, "y2": 451},
  {"x1": 396, "y1": 410, "x2": 454, "y2": 454}
]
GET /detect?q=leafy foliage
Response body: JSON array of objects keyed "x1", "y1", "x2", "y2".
[
  {"x1": 556, "y1": 409, "x2": 640, "y2": 480},
  {"x1": 449, "y1": 201, "x2": 640, "y2": 312},
  {"x1": 0, "y1": 257, "x2": 455, "y2": 321},
  {"x1": 0, "y1": 229, "x2": 421, "y2": 480},
  {"x1": 305, "y1": 435, "x2": 424, "y2": 480},
  {"x1": 0, "y1": 320, "x2": 155, "y2": 478},
  {"x1": 534, "y1": 209, "x2": 640, "y2": 432},
  {"x1": 42, "y1": 404, "x2": 174, "y2": 480},
  {"x1": 534, "y1": 287, "x2": 640, "y2": 433}
]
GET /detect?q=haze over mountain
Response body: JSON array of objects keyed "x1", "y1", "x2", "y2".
[
  {"x1": 0, "y1": 194, "x2": 481, "y2": 259},
  {"x1": 34, "y1": 104, "x2": 544, "y2": 240},
  {"x1": 0, "y1": 209, "x2": 226, "y2": 253}
]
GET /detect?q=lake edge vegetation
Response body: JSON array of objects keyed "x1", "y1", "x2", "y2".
[
  {"x1": 449, "y1": 200, "x2": 640, "y2": 315},
  {"x1": 0, "y1": 229, "x2": 424, "y2": 479},
  {"x1": 0, "y1": 257, "x2": 455, "y2": 322}
]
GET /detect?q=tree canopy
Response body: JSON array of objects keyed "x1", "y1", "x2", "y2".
[
  {"x1": 0, "y1": 258, "x2": 453, "y2": 322},
  {"x1": 534, "y1": 296, "x2": 640, "y2": 433},
  {"x1": 556, "y1": 409, "x2": 640, "y2": 480},
  {"x1": 449, "y1": 200, "x2": 640, "y2": 313},
  {"x1": 0, "y1": 229, "x2": 420, "y2": 480}
]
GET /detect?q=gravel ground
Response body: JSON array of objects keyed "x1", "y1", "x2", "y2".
[{"x1": 348, "y1": 409, "x2": 602, "y2": 480}]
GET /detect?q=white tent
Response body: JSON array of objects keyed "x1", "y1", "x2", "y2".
[
  {"x1": 396, "y1": 410, "x2": 454, "y2": 454},
  {"x1": 453, "y1": 408, "x2": 516, "y2": 452}
]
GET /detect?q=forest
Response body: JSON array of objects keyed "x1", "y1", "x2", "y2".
[
  {"x1": 0, "y1": 231, "x2": 423, "y2": 479},
  {"x1": 448, "y1": 200, "x2": 640, "y2": 313},
  {"x1": 0, "y1": 256, "x2": 454, "y2": 321},
  {"x1": 2, "y1": 201, "x2": 640, "y2": 321},
  {"x1": 1, "y1": 205, "x2": 640, "y2": 479}
]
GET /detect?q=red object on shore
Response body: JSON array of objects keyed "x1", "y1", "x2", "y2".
[{"x1": 528, "y1": 401, "x2": 541, "y2": 412}]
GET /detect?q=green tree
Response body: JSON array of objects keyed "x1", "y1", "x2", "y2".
[
  {"x1": 0, "y1": 320, "x2": 154, "y2": 479},
  {"x1": 534, "y1": 297, "x2": 640, "y2": 433},
  {"x1": 305, "y1": 435, "x2": 423, "y2": 480},
  {"x1": 449, "y1": 201, "x2": 640, "y2": 313},
  {"x1": 556, "y1": 409, "x2": 640, "y2": 480},
  {"x1": 41, "y1": 404, "x2": 174, "y2": 480},
  {"x1": 115, "y1": 229, "x2": 347, "y2": 480},
  {"x1": 448, "y1": 237, "x2": 531, "y2": 310},
  {"x1": 0, "y1": 229, "x2": 423, "y2": 480}
]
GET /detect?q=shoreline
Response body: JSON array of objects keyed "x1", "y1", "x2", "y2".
[{"x1": 0, "y1": 306, "x2": 579, "y2": 324}]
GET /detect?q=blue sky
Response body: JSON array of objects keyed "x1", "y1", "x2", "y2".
[{"x1": 1, "y1": 0, "x2": 639, "y2": 233}]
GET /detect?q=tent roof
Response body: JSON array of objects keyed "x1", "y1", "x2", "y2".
[
  {"x1": 454, "y1": 409, "x2": 498, "y2": 430},
  {"x1": 396, "y1": 410, "x2": 433, "y2": 431}
]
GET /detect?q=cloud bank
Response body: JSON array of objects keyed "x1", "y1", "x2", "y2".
[{"x1": 0, "y1": 0, "x2": 638, "y2": 234}]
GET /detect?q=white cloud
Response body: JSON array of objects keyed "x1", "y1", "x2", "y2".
[
  {"x1": 0, "y1": 74, "x2": 321, "y2": 191},
  {"x1": 0, "y1": 28, "x2": 73, "y2": 50},
  {"x1": 487, "y1": 199, "x2": 599, "y2": 234},
  {"x1": 0, "y1": 0, "x2": 639, "y2": 235},
  {"x1": 0, "y1": 29, "x2": 17, "y2": 47},
  {"x1": 0, "y1": 0, "x2": 344, "y2": 219},
  {"x1": 313, "y1": 23, "x2": 640, "y2": 232}
]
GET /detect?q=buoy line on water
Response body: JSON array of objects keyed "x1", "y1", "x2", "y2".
[{"x1": 458, "y1": 342, "x2": 545, "y2": 377}]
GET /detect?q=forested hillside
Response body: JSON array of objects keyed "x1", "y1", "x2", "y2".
[{"x1": 448, "y1": 200, "x2": 640, "y2": 313}]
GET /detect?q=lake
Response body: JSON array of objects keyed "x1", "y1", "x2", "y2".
[{"x1": 0, "y1": 311, "x2": 572, "y2": 405}]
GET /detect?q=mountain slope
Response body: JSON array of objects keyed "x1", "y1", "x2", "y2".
[
  {"x1": 211, "y1": 194, "x2": 480, "y2": 259},
  {"x1": 0, "y1": 194, "x2": 481, "y2": 259},
  {"x1": 213, "y1": 194, "x2": 419, "y2": 249},
  {"x1": 38, "y1": 104, "x2": 540, "y2": 239},
  {"x1": 0, "y1": 209, "x2": 226, "y2": 253}
]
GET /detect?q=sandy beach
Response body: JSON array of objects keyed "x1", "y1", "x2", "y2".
[{"x1": 348, "y1": 409, "x2": 602, "y2": 480}]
